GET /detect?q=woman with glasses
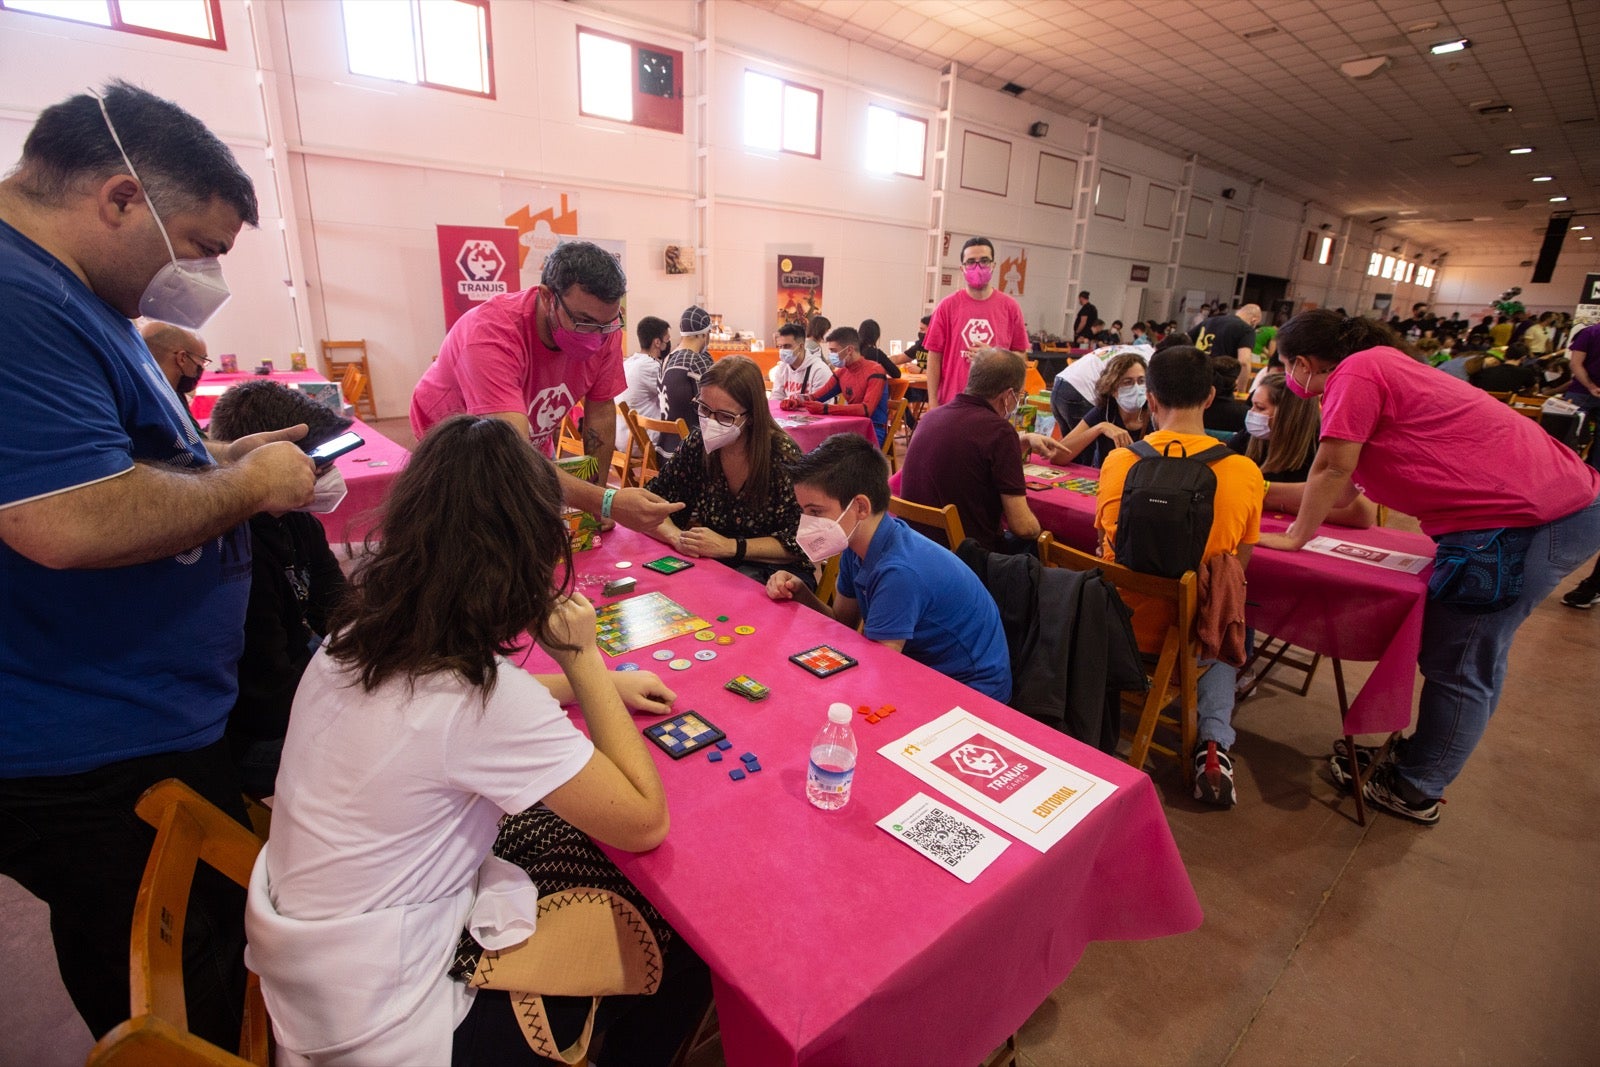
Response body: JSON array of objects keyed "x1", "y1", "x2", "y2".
[{"x1": 645, "y1": 356, "x2": 815, "y2": 588}]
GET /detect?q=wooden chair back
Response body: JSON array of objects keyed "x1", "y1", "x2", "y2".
[
  {"x1": 1036, "y1": 532, "x2": 1201, "y2": 776},
  {"x1": 321, "y1": 340, "x2": 376, "y2": 420},
  {"x1": 1509, "y1": 394, "x2": 1545, "y2": 419},
  {"x1": 889, "y1": 495, "x2": 965, "y2": 549},
  {"x1": 881, "y1": 397, "x2": 910, "y2": 470},
  {"x1": 1486, "y1": 390, "x2": 1514, "y2": 403},
  {"x1": 339, "y1": 364, "x2": 367, "y2": 409},
  {"x1": 612, "y1": 402, "x2": 642, "y2": 487},
  {"x1": 624, "y1": 408, "x2": 690, "y2": 486},
  {"x1": 815, "y1": 555, "x2": 840, "y2": 607},
  {"x1": 886, "y1": 377, "x2": 912, "y2": 403},
  {"x1": 557, "y1": 413, "x2": 585, "y2": 459},
  {"x1": 1023, "y1": 361, "x2": 1047, "y2": 395},
  {"x1": 87, "y1": 779, "x2": 269, "y2": 1067}
]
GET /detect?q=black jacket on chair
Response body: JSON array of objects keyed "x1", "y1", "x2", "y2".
[{"x1": 957, "y1": 540, "x2": 1145, "y2": 753}]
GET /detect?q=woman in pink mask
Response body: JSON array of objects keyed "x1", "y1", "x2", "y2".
[{"x1": 1259, "y1": 310, "x2": 1600, "y2": 826}]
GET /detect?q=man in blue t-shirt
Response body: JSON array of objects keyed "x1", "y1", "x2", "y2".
[
  {"x1": 0, "y1": 83, "x2": 316, "y2": 1045},
  {"x1": 765, "y1": 433, "x2": 1011, "y2": 702}
]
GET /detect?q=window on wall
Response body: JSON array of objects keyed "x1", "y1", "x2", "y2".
[
  {"x1": 342, "y1": 0, "x2": 492, "y2": 97},
  {"x1": 1368, "y1": 251, "x2": 1383, "y2": 276},
  {"x1": 1381, "y1": 255, "x2": 1397, "y2": 279},
  {"x1": 1402, "y1": 261, "x2": 1416, "y2": 283},
  {"x1": 0, "y1": 0, "x2": 225, "y2": 48},
  {"x1": 577, "y1": 28, "x2": 683, "y2": 134},
  {"x1": 865, "y1": 105, "x2": 926, "y2": 178},
  {"x1": 744, "y1": 71, "x2": 821, "y2": 158},
  {"x1": 1417, "y1": 266, "x2": 1436, "y2": 287}
]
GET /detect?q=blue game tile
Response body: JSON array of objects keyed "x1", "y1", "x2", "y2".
[
  {"x1": 708, "y1": 750, "x2": 723, "y2": 762},
  {"x1": 715, "y1": 739, "x2": 732, "y2": 751},
  {"x1": 729, "y1": 768, "x2": 747, "y2": 781},
  {"x1": 746, "y1": 761, "x2": 761, "y2": 772},
  {"x1": 740, "y1": 752, "x2": 758, "y2": 764}
]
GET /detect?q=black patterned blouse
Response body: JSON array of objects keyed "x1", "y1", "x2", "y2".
[{"x1": 646, "y1": 430, "x2": 805, "y2": 558}]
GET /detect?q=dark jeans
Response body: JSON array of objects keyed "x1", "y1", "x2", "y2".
[
  {"x1": 452, "y1": 935, "x2": 712, "y2": 1067},
  {"x1": 1050, "y1": 378, "x2": 1093, "y2": 437},
  {"x1": 0, "y1": 737, "x2": 249, "y2": 1045}
]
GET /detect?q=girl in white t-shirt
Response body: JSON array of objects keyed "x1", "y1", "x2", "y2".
[{"x1": 245, "y1": 414, "x2": 708, "y2": 1066}]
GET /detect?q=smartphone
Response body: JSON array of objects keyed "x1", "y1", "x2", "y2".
[{"x1": 304, "y1": 431, "x2": 364, "y2": 465}]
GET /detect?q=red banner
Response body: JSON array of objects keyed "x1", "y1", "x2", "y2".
[{"x1": 437, "y1": 225, "x2": 521, "y2": 330}]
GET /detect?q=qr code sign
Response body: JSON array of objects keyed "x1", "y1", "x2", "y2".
[{"x1": 899, "y1": 808, "x2": 985, "y2": 868}]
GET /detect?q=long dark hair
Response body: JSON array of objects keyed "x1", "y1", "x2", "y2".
[
  {"x1": 699, "y1": 356, "x2": 785, "y2": 505},
  {"x1": 324, "y1": 415, "x2": 575, "y2": 697},
  {"x1": 1276, "y1": 309, "x2": 1398, "y2": 367}
]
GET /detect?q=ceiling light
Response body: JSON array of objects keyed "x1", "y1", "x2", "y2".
[
  {"x1": 1430, "y1": 39, "x2": 1471, "y2": 55},
  {"x1": 1407, "y1": 21, "x2": 1439, "y2": 33},
  {"x1": 1340, "y1": 55, "x2": 1391, "y2": 79},
  {"x1": 1574, "y1": 226, "x2": 1587, "y2": 231},
  {"x1": 1478, "y1": 104, "x2": 1513, "y2": 115},
  {"x1": 1000, "y1": 82, "x2": 1025, "y2": 97},
  {"x1": 1532, "y1": 175, "x2": 1554, "y2": 182},
  {"x1": 1448, "y1": 152, "x2": 1482, "y2": 167},
  {"x1": 1551, "y1": 196, "x2": 1569, "y2": 202},
  {"x1": 1508, "y1": 146, "x2": 1534, "y2": 154},
  {"x1": 1241, "y1": 26, "x2": 1279, "y2": 40},
  {"x1": 1582, "y1": 236, "x2": 1594, "y2": 241}
]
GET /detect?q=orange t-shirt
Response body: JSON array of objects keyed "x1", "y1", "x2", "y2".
[{"x1": 1095, "y1": 430, "x2": 1263, "y2": 650}]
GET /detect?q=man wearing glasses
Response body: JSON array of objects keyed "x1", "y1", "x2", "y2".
[
  {"x1": 140, "y1": 319, "x2": 209, "y2": 434},
  {"x1": 411, "y1": 240, "x2": 682, "y2": 531},
  {"x1": 923, "y1": 236, "x2": 1029, "y2": 411}
]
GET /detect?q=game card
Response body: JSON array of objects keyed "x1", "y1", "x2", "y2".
[
  {"x1": 789, "y1": 644, "x2": 859, "y2": 678},
  {"x1": 644, "y1": 556, "x2": 696, "y2": 574},
  {"x1": 643, "y1": 711, "x2": 726, "y2": 759},
  {"x1": 595, "y1": 591, "x2": 710, "y2": 656},
  {"x1": 878, "y1": 793, "x2": 1011, "y2": 883}
]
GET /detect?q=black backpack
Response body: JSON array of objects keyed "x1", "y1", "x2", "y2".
[{"x1": 1114, "y1": 440, "x2": 1233, "y2": 579}]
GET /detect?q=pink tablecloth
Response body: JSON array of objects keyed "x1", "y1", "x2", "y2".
[
  {"x1": 768, "y1": 400, "x2": 875, "y2": 452},
  {"x1": 514, "y1": 527, "x2": 1201, "y2": 1067},
  {"x1": 190, "y1": 369, "x2": 329, "y2": 419},
  {"x1": 1026, "y1": 465, "x2": 1433, "y2": 735}
]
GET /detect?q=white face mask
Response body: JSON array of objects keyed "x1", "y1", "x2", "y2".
[
  {"x1": 778, "y1": 346, "x2": 798, "y2": 366},
  {"x1": 1116, "y1": 383, "x2": 1147, "y2": 410},
  {"x1": 1244, "y1": 409, "x2": 1271, "y2": 439},
  {"x1": 796, "y1": 504, "x2": 860, "y2": 563},
  {"x1": 96, "y1": 94, "x2": 231, "y2": 330},
  {"x1": 700, "y1": 417, "x2": 743, "y2": 453}
]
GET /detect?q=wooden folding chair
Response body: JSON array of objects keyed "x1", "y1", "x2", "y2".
[
  {"x1": 888, "y1": 495, "x2": 965, "y2": 549},
  {"x1": 87, "y1": 779, "x2": 270, "y2": 1067},
  {"x1": 1037, "y1": 532, "x2": 1201, "y2": 778},
  {"x1": 1023, "y1": 360, "x2": 1047, "y2": 395},
  {"x1": 881, "y1": 397, "x2": 910, "y2": 471},
  {"x1": 1509, "y1": 394, "x2": 1545, "y2": 419},
  {"x1": 624, "y1": 408, "x2": 690, "y2": 487},
  {"x1": 557, "y1": 413, "x2": 586, "y2": 459},
  {"x1": 321, "y1": 340, "x2": 376, "y2": 420},
  {"x1": 815, "y1": 554, "x2": 840, "y2": 607},
  {"x1": 339, "y1": 365, "x2": 367, "y2": 412}
]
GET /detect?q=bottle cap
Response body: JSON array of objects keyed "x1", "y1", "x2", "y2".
[{"x1": 828, "y1": 702, "x2": 852, "y2": 724}]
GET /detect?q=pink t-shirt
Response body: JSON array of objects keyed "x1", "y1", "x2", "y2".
[
  {"x1": 410, "y1": 287, "x2": 626, "y2": 456},
  {"x1": 924, "y1": 288, "x2": 1029, "y2": 405},
  {"x1": 1319, "y1": 346, "x2": 1600, "y2": 536}
]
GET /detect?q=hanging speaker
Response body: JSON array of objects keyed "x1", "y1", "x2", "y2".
[{"x1": 1531, "y1": 212, "x2": 1572, "y2": 283}]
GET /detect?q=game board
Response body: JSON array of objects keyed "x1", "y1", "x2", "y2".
[{"x1": 596, "y1": 591, "x2": 711, "y2": 656}]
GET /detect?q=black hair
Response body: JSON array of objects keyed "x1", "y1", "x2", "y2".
[
  {"x1": 919, "y1": 314, "x2": 932, "y2": 326},
  {"x1": 1153, "y1": 331, "x2": 1192, "y2": 352},
  {"x1": 635, "y1": 315, "x2": 670, "y2": 351},
  {"x1": 1211, "y1": 355, "x2": 1241, "y2": 392},
  {"x1": 208, "y1": 380, "x2": 352, "y2": 449},
  {"x1": 961, "y1": 235, "x2": 995, "y2": 258},
  {"x1": 858, "y1": 319, "x2": 881, "y2": 347},
  {"x1": 1078, "y1": 290, "x2": 1091, "y2": 299},
  {"x1": 16, "y1": 80, "x2": 258, "y2": 226},
  {"x1": 541, "y1": 241, "x2": 627, "y2": 303},
  {"x1": 787, "y1": 433, "x2": 890, "y2": 513},
  {"x1": 825, "y1": 326, "x2": 861, "y2": 350},
  {"x1": 1275, "y1": 310, "x2": 1397, "y2": 367},
  {"x1": 1146, "y1": 345, "x2": 1214, "y2": 409},
  {"x1": 777, "y1": 322, "x2": 805, "y2": 342}
]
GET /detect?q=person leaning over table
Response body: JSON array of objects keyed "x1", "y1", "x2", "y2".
[
  {"x1": 645, "y1": 355, "x2": 813, "y2": 589},
  {"x1": 1257, "y1": 310, "x2": 1600, "y2": 826},
  {"x1": 781, "y1": 325, "x2": 891, "y2": 445},
  {"x1": 765, "y1": 433, "x2": 1012, "y2": 702},
  {"x1": 410, "y1": 240, "x2": 683, "y2": 533},
  {"x1": 0, "y1": 80, "x2": 317, "y2": 1047},
  {"x1": 245, "y1": 415, "x2": 705, "y2": 1066}
]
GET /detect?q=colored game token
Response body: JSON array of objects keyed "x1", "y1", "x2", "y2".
[
  {"x1": 669, "y1": 658, "x2": 693, "y2": 671},
  {"x1": 616, "y1": 662, "x2": 640, "y2": 672},
  {"x1": 694, "y1": 649, "x2": 717, "y2": 661},
  {"x1": 734, "y1": 625, "x2": 756, "y2": 635},
  {"x1": 695, "y1": 629, "x2": 716, "y2": 641},
  {"x1": 652, "y1": 649, "x2": 675, "y2": 661},
  {"x1": 717, "y1": 615, "x2": 729, "y2": 622},
  {"x1": 614, "y1": 561, "x2": 633, "y2": 569},
  {"x1": 716, "y1": 635, "x2": 734, "y2": 646},
  {"x1": 728, "y1": 768, "x2": 747, "y2": 781},
  {"x1": 715, "y1": 739, "x2": 732, "y2": 750},
  {"x1": 708, "y1": 750, "x2": 724, "y2": 763}
]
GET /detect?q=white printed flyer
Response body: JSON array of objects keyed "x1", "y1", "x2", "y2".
[
  {"x1": 877, "y1": 793, "x2": 1011, "y2": 883},
  {"x1": 1302, "y1": 535, "x2": 1430, "y2": 574},
  {"x1": 878, "y1": 708, "x2": 1117, "y2": 853}
]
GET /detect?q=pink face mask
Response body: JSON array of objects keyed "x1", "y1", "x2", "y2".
[
  {"x1": 1285, "y1": 359, "x2": 1321, "y2": 399},
  {"x1": 962, "y1": 262, "x2": 993, "y2": 288}
]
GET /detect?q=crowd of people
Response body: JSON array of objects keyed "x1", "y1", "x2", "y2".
[{"x1": 4, "y1": 82, "x2": 1598, "y2": 1064}]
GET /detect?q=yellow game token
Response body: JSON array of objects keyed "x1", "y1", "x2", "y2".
[
  {"x1": 695, "y1": 629, "x2": 716, "y2": 641},
  {"x1": 734, "y1": 625, "x2": 756, "y2": 635},
  {"x1": 716, "y1": 635, "x2": 734, "y2": 645}
]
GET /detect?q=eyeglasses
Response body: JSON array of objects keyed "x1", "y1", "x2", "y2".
[
  {"x1": 963, "y1": 256, "x2": 995, "y2": 266},
  {"x1": 552, "y1": 288, "x2": 625, "y2": 335},
  {"x1": 177, "y1": 349, "x2": 211, "y2": 369},
  {"x1": 694, "y1": 401, "x2": 746, "y2": 427}
]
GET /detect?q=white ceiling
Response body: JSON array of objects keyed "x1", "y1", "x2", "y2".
[{"x1": 745, "y1": 0, "x2": 1599, "y2": 257}]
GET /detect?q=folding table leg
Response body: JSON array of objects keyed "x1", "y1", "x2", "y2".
[{"x1": 1331, "y1": 661, "x2": 1366, "y2": 826}]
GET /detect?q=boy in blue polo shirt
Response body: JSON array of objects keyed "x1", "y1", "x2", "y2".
[{"x1": 766, "y1": 433, "x2": 1011, "y2": 702}]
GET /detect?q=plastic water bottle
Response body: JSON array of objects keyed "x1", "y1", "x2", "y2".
[{"x1": 806, "y1": 702, "x2": 858, "y2": 811}]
